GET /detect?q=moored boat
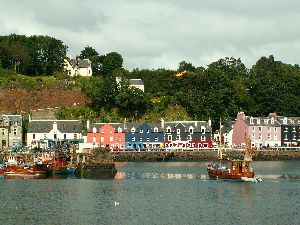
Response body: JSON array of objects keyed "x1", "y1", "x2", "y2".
[
  {"x1": 4, "y1": 163, "x2": 51, "y2": 179},
  {"x1": 207, "y1": 121, "x2": 261, "y2": 182}
]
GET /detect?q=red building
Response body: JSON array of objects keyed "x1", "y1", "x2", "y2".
[{"x1": 86, "y1": 122, "x2": 125, "y2": 149}]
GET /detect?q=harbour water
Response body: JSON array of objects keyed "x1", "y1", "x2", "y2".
[{"x1": 0, "y1": 161, "x2": 299, "y2": 225}]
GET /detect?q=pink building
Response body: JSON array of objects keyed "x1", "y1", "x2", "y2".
[
  {"x1": 233, "y1": 112, "x2": 281, "y2": 148},
  {"x1": 86, "y1": 122, "x2": 125, "y2": 149}
]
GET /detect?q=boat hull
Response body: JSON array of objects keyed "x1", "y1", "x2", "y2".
[{"x1": 207, "y1": 168, "x2": 255, "y2": 180}]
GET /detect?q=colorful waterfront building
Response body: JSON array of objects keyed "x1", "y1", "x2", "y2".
[
  {"x1": 27, "y1": 117, "x2": 83, "y2": 149},
  {"x1": 0, "y1": 114, "x2": 23, "y2": 150},
  {"x1": 162, "y1": 119, "x2": 213, "y2": 149},
  {"x1": 232, "y1": 112, "x2": 300, "y2": 148},
  {"x1": 124, "y1": 122, "x2": 164, "y2": 150},
  {"x1": 86, "y1": 121, "x2": 125, "y2": 149}
]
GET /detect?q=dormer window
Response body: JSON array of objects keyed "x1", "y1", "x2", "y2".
[
  {"x1": 154, "y1": 127, "x2": 158, "y2": 133},
  {"x1": 283, "y1": 117, "x2": 287, "y2": 125},
  {"x1": 250, "y1": 117, "x2": 254, "y2": 124},
  {"x1": 271, "y1": 118, "x2": 274, "y2": 124},
  {"x1": 187, "y1": 135, "x2": 192, "y2": 140},
  {"x1": 166, "y1": 127, "x2": 171, "y2": 133},
  {"x1": 118, "y1": 127, "x2": 122, "y2": 133},
  {"x1": 140, "y1": 130, "x2": 143, "y2": 133},
  {"x1": 189, "y1": 126, "x2": 194, "y2": 134},
  {"x1": 131, "y1": 127, "x2": 136, "y2": 133},
  {"x1": 264, "y1": 119, "x2": 268, "y2": 124},
  {"x1": 73, "y1": 124, "x2": 76, "y2": 130},
  {"x1": 92, "y1": 127, "x2": 97, "y2": 134},
  {"x1": 257, "y1": 119, "x2": 260, "y2": 124},
  {"x1": 201, "y1": 127, "x2": 206, "y2": 133},
  {"x1": 177, "y1": 129, "x2": 180, "y2": 134},
  {"x1": 146, "y1": 129, "x2": 150, "y2": 133}
]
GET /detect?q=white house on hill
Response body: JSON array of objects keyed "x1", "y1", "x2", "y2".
[
  {"x1": 63, "y1": 58, "x2": 92, "y2": 76},
  {"x1": 116, "y1": 77, "x2": 144, "y2": 92}
]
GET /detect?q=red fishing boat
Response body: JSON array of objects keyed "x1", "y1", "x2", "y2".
[
  {"x1": 207, "y1": 122, "x2": 261, "y2": 182},
  {"x1": 4, "y1": 163, "x2": 51, "y2": 179}
]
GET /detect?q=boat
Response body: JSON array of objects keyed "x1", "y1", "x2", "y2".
[
  {"x1": 4, "y1": 163, "x2": 51, "y2": 179},
  {"x1": 0, "y1": 164, "x2": 5, "y2": 175},
  {"x1": 67, "y1": 163, "x2": 77, "y2": 174},
  {"x1": 207, "y1": 121, "x2": 261, "y2": 182}
]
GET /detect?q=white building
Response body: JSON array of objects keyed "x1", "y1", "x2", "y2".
[
  {"x1": 63, "y1": 58, "x2": 92, "y2": 77},
  {"x1": 116, "y1": 77, "x2": 144, "y2": 92},
  {"x1": 27, "y1": 118, "x2": 83, "y2": 149}
]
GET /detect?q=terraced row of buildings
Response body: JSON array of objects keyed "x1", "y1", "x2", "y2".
[{"x1": 0, "y1": 112, "x2": 299, "y2": 151}]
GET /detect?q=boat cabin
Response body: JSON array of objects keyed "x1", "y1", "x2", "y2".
[{"x1": 230, "y1": 160, "x2": 252, "y2": 173}]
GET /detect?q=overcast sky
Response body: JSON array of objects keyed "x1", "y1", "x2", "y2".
[{"x1": 0, "y1": 0, "x2": 299, "y2": 70}]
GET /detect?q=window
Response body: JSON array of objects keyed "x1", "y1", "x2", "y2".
[
  {"x1": 258, "y1": 127, "x2": 262, "y2": 132},
  {"x1": 110, "y1": 136, "x2": 113, "y2": 141},
  {"x1": 118, "y1": 136, "x2": 122, "y2": 142},
  {"x1": 268, "y1": 134, "x2": 271, "y2": 140},
  {"x1": 268, "y1": 127, "x2": 271, "y2": 132},
  {"x1": 252, "y1": 127, "x2": 255, "y2": 132},
  {"x1": 293, "y1": 134, "x2": 296, "y2": 140},
  {"x1": 250, "y1": 117, "x2": 254, "y2": 124},
  {"x1": 54, "y1": 134, "x2": 57, "y2": 139},
  {"x1": 201, "y1": 127, "x2": 206, "y2": 133},
  {"x1": 147, "y1": 130, "x2": 150, "y2": 133},
  {"x1": 201, "y1": 136, "x2": 206, "y2": 141},
  {"x1": 177, "y1": 129, "x2": 180, "y2": 134},
  {"x1": 147, "y1": 137, "x2": 150, "y2": 141},
  {"x1": 74, "y1": 134, "x2": 77, "y2": 139},
  {"x1": 259, "y1": 134, "x2": 262, "y2": 140},
  {"x1": 187, "y1": 135, "x2": 192, "y2": 141},
  {"x1": 154, "y1": 128, "x2": 158, "y2": 132},
  {"x1": 132, "y1": 137, "x2": 135, "y2": 141},
  {"x1": 283, "y1": 117, "x2": 287, "y2": 125},
  {"x1": 274, "y1": 134, "x2": 277, "y2": 140},
  {"x1": 101, "y1": 137, "x2": 104, "y2": 142},
  {"x1": 271, "y1": 118, "x2": 274, "y2": 124},
  {"x1": 101, "y1": 129, "x2": 104, "y2": 134},
  {"x1": 73, "y1": 124, "x2": 76, "y2": 130},
  {"x1": 93, "y1": 137, "x2": 96, "y2": 143},
  {"x1": 154, "y1": 137, "x2": 158, "y2": 141},
  {"x1": 284, "y1": 134, "x2": 288, "y2": 140},
  {"x1": 257, "y1": 119, "x2": 260, "y2": 124},
  {"x1": 33, "y1": 134, "x2": 36, "y2": 139},
  {"x1": 13, "y1": 128, "x2": 17, "y2": 136},
  {"x1": 274, "y1": 127, "x2": 277, "y2": 132},
  {"x1": 64, "y1": 134, "x2": 66, "y2": 139},
  {"x1": 284, "y1": 127, "x2": 288, "y2": 132},
  {"x1": 118, "y1": 128, "x2": 122, "y2": 133},
  {"x1": 140, "y1": 137, "x2": 143, "y2": 142},
  {"x1": 140, "y1": 130, "x2": 143, "y2": 133},
  {"x1": 292, "y1": 127, "x2": 296, "y2": 132},
  {"x1": 166, "y1": 127, "x2": 171, "y2": 133},
  {"x1": 176, "y1": 135, "x2": 180, "y2": 141},
  {"x1": 252, "y1": 134, "x2": 255, "y2": 140},
  {"x1": 168, "y1": 135, "x2": 172, "y2": 141},
  {"x1": 131, "y1": 128, "x2": 136, "y2": 133},
  {"x1": 110, "y1": 130, "x2": 113, "y2": 134}
]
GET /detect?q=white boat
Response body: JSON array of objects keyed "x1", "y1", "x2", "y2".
[{"x1": 241, "y1": 176, "x2": 262, "y2": 182}]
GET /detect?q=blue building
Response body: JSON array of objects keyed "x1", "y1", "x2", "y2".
[{"x1": 125, "y1": 122, "x2": 164, "y2": 150}]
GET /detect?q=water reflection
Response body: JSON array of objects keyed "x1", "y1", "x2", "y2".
[{"x1": 114, "y1": 171, "x2": 207, "y2": 180}]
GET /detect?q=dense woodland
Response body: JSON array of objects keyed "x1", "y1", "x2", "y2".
[{"x1": 0, "y1": 34, "x2": 299, "y2": 129}]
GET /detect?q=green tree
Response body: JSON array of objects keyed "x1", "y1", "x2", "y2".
[
  {"x1": 79, "y1": 46, "x2": 101, "y2": 75},
  {"x1": 100, "y1": 52, "x2": 123, "y2": 77},
  {"x1": 178, "y1": 61, "x2": 195, "y2": 72}
]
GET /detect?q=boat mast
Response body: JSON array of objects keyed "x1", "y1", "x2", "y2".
[{"x1": 219, "y1": 118, "x2": 222, "y2": 169}]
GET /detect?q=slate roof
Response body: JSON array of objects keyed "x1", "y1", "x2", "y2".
[
  {"x1": 87, "y1": 123, "x2": 123, "y2": 132},
  {"x1": 66, "y1": 58, "x2": 91, "y2": 68},
  {"x1": 0, "y1": 114, "x2": 23, "y2": 126},
  {"x1": 163, "y1": 121, "x2": 212, "y2": 132},
  {"x1": 244, "y1": 114, "x2": 300, "y2": 126},
  {"x1": 129, "y1": 79, "x2": 144, "y2": 86},
  {"x1": 28, "y1": 120, "x2": 82, "y2": 133}
]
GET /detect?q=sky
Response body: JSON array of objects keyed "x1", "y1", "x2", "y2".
[{"x1": 0, "y1": 0, "x2": 299, "y2": 70}]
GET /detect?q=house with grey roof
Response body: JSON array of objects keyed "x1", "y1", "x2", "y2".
[
  {"x1": 63, "y1": 58, "x2": 92, "y2": 76},
  {"x1": 233, "y1": 112, "x2": 300, "y2": 148},
  {"x1": 27, "y1": 118, "x2": 83, "y2": 149},
  {"x1": 116, "y1": 77, "x2": 144, "y2": 92},
  {"x1": 0, "y1": 114, "x2": 23, "y2": 150}
]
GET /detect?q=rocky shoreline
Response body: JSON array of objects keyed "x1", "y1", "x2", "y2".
[{"x1": 111, "y1": 150, "x2": 300, "y2": 162}]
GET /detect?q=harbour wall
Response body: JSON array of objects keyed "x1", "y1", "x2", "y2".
[{"x1": 111, "y1": 150, "x2": 300, "y2": 162}]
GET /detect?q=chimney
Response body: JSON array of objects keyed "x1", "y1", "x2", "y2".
[
  {"x1": 195, "y1": 121, "x2": 197, "y2": 127},
  {"x1": 237, "y1": 112, "x2": 245, "y2": 120},
  {"x1": 53, "y1": 122, "x2": 57, "y2": 130},
  {"x1": 28, "y1": 114, "x2": 31, "y2": 122},
  {"x1": 161, "y1": 118, "x2": 164, "y2": 128},
  {"x1": 208, "y1": 118, "x2": 212, "y2": 127},
  {"x1": 124, "y1": 118, "x2": 127, "y2": 130},
  {"x1": 87, "y1": 120, "x2": 90, "y2": 130}
]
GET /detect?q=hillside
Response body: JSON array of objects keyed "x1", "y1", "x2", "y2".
[{"x1": 0, "y1": 87, "x2": 89, "y2": 113}]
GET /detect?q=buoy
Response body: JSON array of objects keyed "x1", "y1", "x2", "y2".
[{"x1": 114, "y1": 201, "x2": 120, "y2": 206}]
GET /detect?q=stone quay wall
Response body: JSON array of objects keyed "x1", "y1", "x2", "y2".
[{"x1": 111, "y1": 150, "x2": 300, "y2": 162}]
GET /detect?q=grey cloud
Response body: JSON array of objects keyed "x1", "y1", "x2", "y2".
[{"x1": 0, "y1": 0, "x2": 299, "y2": 70}]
